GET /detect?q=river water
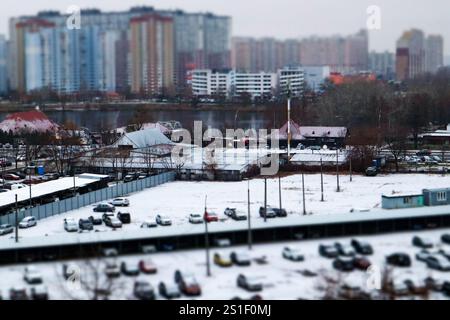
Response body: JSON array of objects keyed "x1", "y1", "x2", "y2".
[{"x1": 0, "y1": 108, "x2": 283, "y2": 132}]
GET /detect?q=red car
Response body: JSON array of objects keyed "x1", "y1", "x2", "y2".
[
  {"x1": 353, "y1": 256, "x2": 371, "y2": 271},
  {"x1": 4, "y1": 174, "x2": 20, "y2": 181},
  {"x1": 138, "y1": 259, "x2": 157, "y2": 274},
  {"x1": 204, "y1": 212, "x2": 219, "y2": 223}
]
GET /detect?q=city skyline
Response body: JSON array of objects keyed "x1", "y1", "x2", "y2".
[{"x1": 0, "y1": 0, "x2": 449, "y2": 55}]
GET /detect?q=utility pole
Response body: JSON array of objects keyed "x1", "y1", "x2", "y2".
[
  {"x1": 204, "y1": 195, "x2": 211, "y2": 277},
  {"x1": 247, "y1": 180, "x2": 252, "y2": 250},
  {"x1": 287, "y1": 83, "x2": 292, "y2": 159},
  {"x1": 301, "y1": 171, "x2": 306, "y2": 215},
  {"x1": 349, "y1": 155, "x2": 353, "y2": 182},
  {"x1": 15, "y1": 194, "x2": 19, "y2": 243},
  {"x1": 264, "y1": 177, "x2": 267, "y2": 223},
  {"x1": 278, "y1": 174, "x2": 282, "y2": 211},
  {"x1": 336, "y1": 148, "x2": 340, "y2": 192},
  {"x1": 320, "y1": 157, "x2": 324, "y2": 202}
]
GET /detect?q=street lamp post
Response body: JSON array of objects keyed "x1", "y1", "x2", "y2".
[
  {"x1": 336, "y1": 148, "x2": 340, "y2": 192},
  {"x1": 247, "y1": 180, "x2": 252, "y2": 250},
  {"x1": 320, "y1": 157, "x2": 324, "y2": 202},
  {"x1": 204, "y1": 195, "x2": 211, "y2": 277},
  {"x1": 301, "y1": 170, "x2": 306, "y2": 215}
]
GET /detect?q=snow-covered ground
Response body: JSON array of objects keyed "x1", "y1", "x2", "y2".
[
  {"x1": 1, "y1": 228, "x2": 450, "y2": 300},
  {"x1": 2, "y1": 173, "x2": 450, "y2": 241}
]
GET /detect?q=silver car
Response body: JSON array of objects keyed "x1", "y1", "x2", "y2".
[
  {"x1": 19, "y1": 216, "x2": 37, "y2": 228},
  {"x1": 0, "y1": 224, "x2": 14, "y2": 235}
]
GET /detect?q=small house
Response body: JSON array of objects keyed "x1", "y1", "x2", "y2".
[
  {"x1": 381, "y1": 194, "x2": 424, "y2": 209},
  {"x1": 423, "y1": 188, "x2": 450, "y2": 206}
]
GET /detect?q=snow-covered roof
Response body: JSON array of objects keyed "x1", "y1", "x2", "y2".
[
  {"x1": 115, "y1": 122, "x2": 170, "y2": 135},
  {"x1": 113, "y1": 128, "x2": 174, "y2": 149},
  {"x1": 0, "y1": 110, "x2": 59, "y2": 134},
  {"x1": 0, "y1": 173, "x2": 108, "y2": 209},
  {"x1": 1, "y1": 203, "x2": 450, "y2": 250},
  {"x1": 290, "y1": 150, "x2": 348, "y2": 164},
  {"x1": 274, "y1": 120, "x2": 347, "y2": 140}
]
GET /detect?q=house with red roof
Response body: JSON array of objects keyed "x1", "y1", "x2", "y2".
[{"x1": 0, "y1": 109, "x2": 59, "y2": 134}]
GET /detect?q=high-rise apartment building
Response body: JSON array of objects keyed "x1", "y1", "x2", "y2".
[
  {"x1": 8, "y1": 7, "x2": 232, "y2": 94},
  {"x1": 426, "y1": 35, "x2": 444, "y2": 73},
  {"x1": 395, "y1": 29, "x2": 426, "y2": 81},
  {"x1": 0, "y1": 35, "x2": 8, "y2": 94},
  {"x1": 130, "y1": 14, "x2": 175, "y2": 95},
  {"x1": 369, "y1": 51, "x2": 395, "y2": 79},
  {"x1": 231, "y1": 30, "x2": 368, "y2": 74}
]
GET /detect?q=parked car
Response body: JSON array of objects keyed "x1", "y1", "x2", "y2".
[
  {"x1": 334, "y1": 242, "x2": 356, "y2": 256},
  {"x1": 24, "y1": 266, "x2": 43, "y2": 284},
  {"x1": 189, "y1": 213, "x2": 204, "y2": 224},
  {"x1": 273, "y1": 208, "x2": 287, "y2": 217},
  {"x1": 123, "y1": 175, "x2": 135, "y2": 183},
  {"x1": 103, "y1": 213, "x2": 122, "y2": 228},
  {"x1": 78, "y1": 219, "x2": 94, "y2": 231},
  {"x1": 404, "y1": 277, "x2": 429, "y2": 295},
  {"x1": 425, "y1": 255, "x2": 450, "y2": 271},
  {"x1": 258, "y1": 207, "x2": 277, "y2": 218},
  {"x1": 93, "y1": 203, "x2": 115, "y2": 213},
  {"x1": 319, "y1": 244, "x2": 339, "y2": 258},
  {"x1": 88, "y1": 215, "x2": 102, "y2": 225},
  {"x1": 332, "y1": 257, "x2": 355, "y2": 272},
  {"x1": 350, "y1": 239, "x2": 373, "y2": 255},
  {"x1": 441, "y1": 234, "x2": 450, "y2": 245},
  {"x1": 412, "y1": 235, "x2": 434, "y2": 249},
  {"x1": 30, "y1": 285, "x2": 49, "y2": 300},
  {"x1": 138, "y1": 259, "x2": 157, "y2": 274},
  {"x1": 365, "y1": 166, "x2": 378, "y2": 177},
  {"x1": 63, "y1": 218, "x2": 79, "y2": 232},
  {"x1": 443, "y1": 281, "x2": 450, "y2": 297},
  {"x1": 9, "y1": 287, "x2": 28, "y2": 300},
  {"x1": 121, "y1": 261, "x2": 140, "y2": 276},
  {"x1": 282, "y1": 246, "x2": 304, "y2": 262},
  {"x1": 4, "y1": 173, "x2": 20, "y2": 181},
  {"x1": 386, "y1": 253, "x2": 411, "y2": 267},
  {"x1": 237, "y1": 274, "x2": 263, "y2": 292},
  {"x1": 0, "y1": 224, "x2": 14, "y2": 236},
  {"x1": 416, "y1": 250, "x2": 434, "y2": 262},
  {"x1": 141, "y1": 218, "x2": 157, "y2": 228},
  {"x1": 19, "y1": 216, "x2": 37, "y2": 229},
  {"x1": 158, "y1": 282, "x2": 181, "y2": 299},
  {"x1": 204, "y1": 212, "x2": 219, "y2": 222},
  {"x1": 109, "y1": 198, "x2": 130, "y2": 207},
  {"x1": 133, "y1": 281, "x2": 155, "y2": 300},
  {"x1": 230, "y1": 251, "x2": 251, "y2": 266},
  {"x1": 104, "y1": 262, "x2": 121, "y2": 278},
  {"x1": 224, "y1": 208, "x2": 247, "y2": 221},
  {"x1": 117, "y1": 212, "x2": 131, "y2": 224},
  {"x1": 156, "y1": 214, "x2": 172, "y2": 226},
  {"x1": 353, "y1": 256, "x2": 371, "y2": 271},
  {"x1": 214, "y1": 253, "x2": 233, "y2": 267},
  {"x1": 174, "y1": 270, "x2": 201, "y2": 296}
]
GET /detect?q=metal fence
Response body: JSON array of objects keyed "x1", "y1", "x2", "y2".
[{"x1": 0, "y1": 172, "x2": 176, "y2": 225}]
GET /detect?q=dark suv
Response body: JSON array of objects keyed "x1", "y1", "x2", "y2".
[
  {"x1": 78, "y1": 219, "x2": 94, "y2": 231},
  {"x1": 117, "y1": 212, "x2": 131, "y2": 224}
]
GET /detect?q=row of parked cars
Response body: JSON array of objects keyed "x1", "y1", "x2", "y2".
[
  {"x1": 1, "y1": 266, "x2": 49, "y2": 300},
  {"x1": 0, "y1": 216, "x2": 38, "y2": 236}
]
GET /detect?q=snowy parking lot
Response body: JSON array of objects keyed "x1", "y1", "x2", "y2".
[
  {"x1": 1, "y1": 228, "x2": 450, "y2": 300},
  {"x1": 2, "y1": 173, "x2": 450, "y2": 242}
]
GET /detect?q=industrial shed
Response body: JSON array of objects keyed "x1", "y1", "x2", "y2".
[{"x1": 423, "y1": 188, "x2": 450, "y2": 206}]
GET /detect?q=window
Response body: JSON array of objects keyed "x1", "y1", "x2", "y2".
[
  {"x1": 403, "y1": 197, "x2": 413, "y2": 205},
  {"x1": 437, "y1": 191, "x2": 447, "y2": 202}
]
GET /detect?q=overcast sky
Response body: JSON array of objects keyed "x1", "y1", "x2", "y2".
[{"x1": 1, "y1": 0, "x2": 449, "y2": 54}]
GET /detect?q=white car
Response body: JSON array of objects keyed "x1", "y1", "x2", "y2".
[
  {"x1": 19, "y1": 216, "x2": 37, "y2": 229},
  {"x1": 24, "y1": 266, "x2": 43, "y2": 284},
  {"x1": 64, "y1": 218, "x2": 79, "y2": 232},
  {"x1": 156, "y1": 215, "x2": 172, "y2": 226},
  {"x1": 188, "y1": 214, "x2": 204, "y2": 224},
  {"x1": 282, "y1": 246, "x2": 305, "y2": 261},
  {"x1": 141, "y1": 219, "x2": 157, "y2": 228},
  {"x1": 109, "y1": 198, "x2": 130, "y2": 207}
]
